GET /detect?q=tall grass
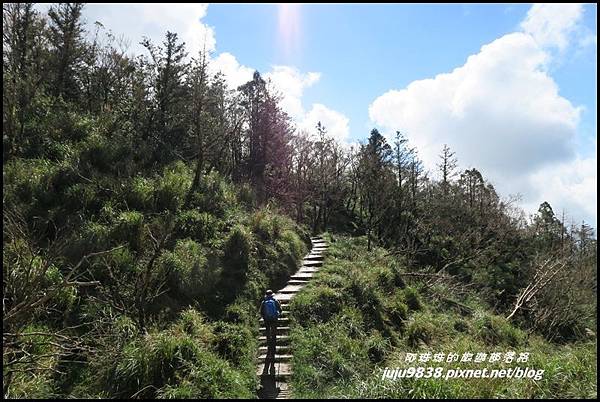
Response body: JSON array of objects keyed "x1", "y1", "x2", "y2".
[{"x1": 289, "y1": 235, "x2": 597, "y2": 399}]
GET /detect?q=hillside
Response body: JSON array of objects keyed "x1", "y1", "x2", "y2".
[
  {"x1": 289, "y1": 235, "x2": 597, "y2": 398},
  {"x1": 2, "y1": 3, "x2": 597, "y2": 399}
]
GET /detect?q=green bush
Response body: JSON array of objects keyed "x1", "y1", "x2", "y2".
[
  {"x1": 385, "y1": 294, "x2": 409, "y2": 330},
  {"x1": 213, "y1": 321, "x2": 255, "y2": 368},
  {"x1": 406, "y1": 313, "x2": 438, "y2": 347},
  {"x1": 366, "y1": 331, "x2": 390, "y2": 363},
  {"x1": 188, "y1": 170, "x2": 237, "y2": 216},
  {"x1": 403, "y1": 286, "x2": 422, "y2": 311},
  {"x1": 237, "y1": 182, "x2": 256, "y2": 209},
  {"x1": 126, "y1": 176, "x2": 154, "y2": 211},
  {"x1": 175, "y1": 210, "x2": 218, "y2": 242},
  {"x1": 80, "y1": 134, "x2": 131, "y2": 175},
  {"x1": 347, "y1": 275, "x2": 386, "y2": 331},
  {"x1": 69, "y1": 220, "x2": 112, "y2": 260},
  {"x1": 375, "y1": 267, "x2": 396, "y2": 293},
  {"x1": 160, "y1": 239, "x2": 218, "y2": 306},
  {"x1": 112, "y1": 211, "x2": 145, "y2": 252},
  {"x1": 154, "y1": 162, "x2": 193, "y2": 212},
  {"x1": 290, "y1": 285, "x2": 347, "y2": 324},
  {"x1": 476, "y1": 314, "x2": 526, "y2": 347},
  {"x1": 217, "y1": 225, "x2": 254, "y2": 305},
  {"x1": 112, "y1": 323, "x2": 251, "y2": 399},
  {"x1": 3, "y1": 324, "x2": 60, "y2": 398},
  {"x1": 64, "y1": 182, "x2": 101, "y2": 212}
]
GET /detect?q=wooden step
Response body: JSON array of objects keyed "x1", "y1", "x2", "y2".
[
  {"x1": 258, "y1": 335, "x2": 290, "y2": 345},
  {"x1": 279, "y1": 284, "x2": 306, "y2": 293},
  {"x1": 259, "y1": 317, "x2": 289, "y2": 325},
  {"x1": 258, "y1": 345, "x2": 290, "y2": 354},
  {"x1": 257, "y1": 354, "x2": 293, "y2": 363},
  {"x1": 304, "y1": 255, "x2": 324, "y2": 261},
  {"x1": 273, "y1": 293, "x2": 295, "y2": 302},
  {"x1": 257, "y1": 362, "x2": 293, "y2": 377},
  {"x1": 259, "y1": 326, "x2": 290, "y2": 335},
  {"x1": 298, "y1": 267, "x2": 319, "y2": 273},
  {"x1": 311, "y1": 243, "x2": 327, "y2": 248},
  {"x1": 290, "y1": 272, "x2": 315, "y2": 280}
]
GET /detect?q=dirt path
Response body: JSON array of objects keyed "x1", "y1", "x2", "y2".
[{"x1": 256, "y1": 236, "x2": 329, "y2": 399}]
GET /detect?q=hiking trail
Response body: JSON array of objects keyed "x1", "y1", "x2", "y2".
[{"x1": 256, "y1": 235, "x2": 329, "y2": 399}]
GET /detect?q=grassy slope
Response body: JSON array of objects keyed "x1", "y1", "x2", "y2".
[
  {"x1": 4, "y1": 156, "x2": 310, "y2": 398},
  {"x1": 289, "y1": 235, "x2": 597, "y2": 398}
]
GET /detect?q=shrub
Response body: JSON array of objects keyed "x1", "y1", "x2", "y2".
[
  {"x1": 154, "y1": 162, "x2": 193, "y2": 212},
  {"x1": 385, "y1": 294, "x2": 409, "y2": 330},
  {"x1": 175, "y1": 210, "x2": 218, "y2": 242},
  {"x1": 218, "y1": 225, "x2": 254, "y2": 305},
  {"x1": 403, "y1": 286, "x2": 422, "y2": 312},
  {"x1": 112, "y1": 211, "x2": 145, "y2": 252},
  {"x1": 290, "y1": 285, "x2": 347, "y2": 324},
  {"x1": 453, "y1": 318, "x2": 470, "y2": 333},
  {"x1": 223, "y1": 300, "x2": 255, "y2": 326},
  {"x1": 68, "y1": 220, "x2": 112, "y2": 261},
  {"x1": 80, "y1": 134, "x2": 130, "y2": 175},
  {"x1": 188, "y1": 170, "x2": 237, "y2": 216},
  {"x1": 237, "y1": 182, "x2": 256, "y2": 209},
  {"x1": 212, "y1": 321, "x2": 255, "y2": 368},
  {"x1": 251, "y1": 208, "x2": 285, "y2": 241},
  {"x1": 3, "y1": 159, "x2": 51, "y2": 203},
  {"x1": 347, "y1": 275, "x2": 386, "y2": 331},
  {"x1": 112, "y1": 325, "x2": 251, "y2": 399},
  {"x1": 160, "y1": 239, "x2": 218, "y2": 306},
  {"x1": 406, "y1": 314, "x2": 438, "y2": 347},
  {"x1": 476, "y1": 314, "x2": 526, "y2": 347},
  {"x1": 64, "y1": 183, "x2": 101, "y2": 212},
  {"x1": 375, "y1": 267, "x2": 396, "y2": 293},
  {"x1": 126, "y1": 176, "x2": 154, "y2": 211},
  {"x1": 367, "y1": 331, "x2": 390, "y2": 363}
]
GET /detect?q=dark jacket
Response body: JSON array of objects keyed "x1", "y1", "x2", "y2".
[{"x1": 260, "y1": 295, "x2": 282, "y2": 321}]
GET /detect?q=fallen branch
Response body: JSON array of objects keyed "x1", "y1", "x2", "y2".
[{"x1": 506, "y1": 258, "x2": 565, "y2": 321}]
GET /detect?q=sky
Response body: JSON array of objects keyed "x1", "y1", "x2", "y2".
[{"x1": 37, "y1": 3, "x2": 597, "y2": 229}]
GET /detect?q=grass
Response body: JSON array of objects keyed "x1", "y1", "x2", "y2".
[{"x1": 288, "y1": 234, "x2": 597, "y2": 399}]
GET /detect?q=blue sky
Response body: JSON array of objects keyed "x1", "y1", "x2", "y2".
[
  {"x1": 39, "y1": 3, "x2": 597, "y2": 228},
  {"x1": 205, "y1": 3, "x2": 596, "y2": 149}
]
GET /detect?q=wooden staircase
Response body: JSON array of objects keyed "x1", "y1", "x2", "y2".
[{"x1": 256, "y1": 236, "x2": 328, "y2": 399}]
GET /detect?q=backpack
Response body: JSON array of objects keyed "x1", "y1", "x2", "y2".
[{"x1": 263, "y1": 298, "x2": 279, "y2": 321}]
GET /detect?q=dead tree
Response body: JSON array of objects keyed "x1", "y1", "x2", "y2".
[{"x1": 506, "y1": 256, "x2": 566, "y2": 321}]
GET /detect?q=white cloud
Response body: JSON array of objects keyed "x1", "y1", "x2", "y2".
[
  {"x1": 369, "y1": 4, "x2": 595, "y2": 225},
  {"x1": 209, "y1": 52, "x2": 254, "y2": 89},
  {"x1": 521, "y1": 3, "x2": 583, "y2": 50},
  {"x1": 525, "y1": 151, "x2": 597, "y2": 227},
  {"x1": 263, "y1": 67, "x2": 350, "y2": 143},
  {"x1": 69, "y1": 4, "x2": 351, "y2": 144},
  {"x1": 265, "y1": 66, "x2": 321, "y2": 120},
  {"x1": 300, "y1": 104, "x2": 350, "y2": 143},
  {"x1": 77, "y1": 4, "x2": 215, "y2": 58},
  {"x1": 207, "y1": 55, "x2": 350, "y2": 143},
  {"x1": 370, "y1": 32, "x2": 580, "y2": 176}
]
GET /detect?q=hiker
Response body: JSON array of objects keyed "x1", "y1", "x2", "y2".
[{"x1": 260, "y1": 289, "x2": 282, "y2": 347}]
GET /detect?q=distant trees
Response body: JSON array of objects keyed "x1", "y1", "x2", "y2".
[
  {"x1": 1, "y1": 8, "x2": 597, "y2": 399},
  {"x1": 47, "y1": 3, "x2": 86, "y2": 102},
  {"x1": 437, "y1": 143, "x2": 457, "y2": 194},
  {"x1": 356, "y1": 129, "x2": 393, "y2": 250},
  {"x1": 238, "y1": 71, "x2": 294, "y2": 204},
  {"x1": 3, "y1": 3, "x2": 48, "y2": 159}
]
